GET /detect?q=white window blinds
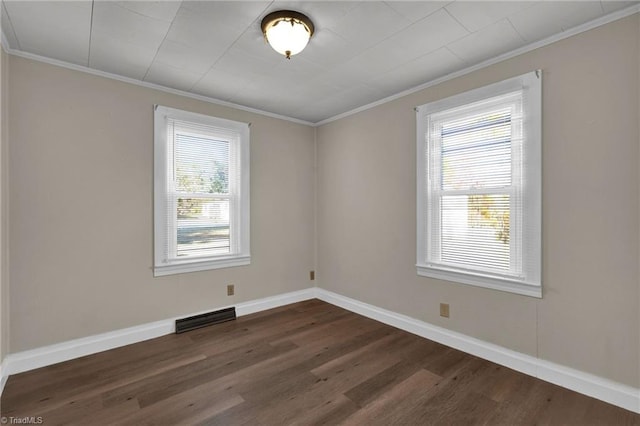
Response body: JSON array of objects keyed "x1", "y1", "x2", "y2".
[
  {"x1": 416, "y1": 71, "x2": 541, "y2": 297},
  {"x1": 427, "y1": 93, "x2": 522, "y2": 276},
  {"x1": 169, "y1": 118, "x2": 239, "y2": 260},
  {"x1": 154, "y1": 106, "x2": 250, "y2": 276}
]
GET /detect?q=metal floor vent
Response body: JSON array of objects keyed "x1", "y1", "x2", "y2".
[{"x1": 175, "y1": 307, "x2": 236, "y2": 334}]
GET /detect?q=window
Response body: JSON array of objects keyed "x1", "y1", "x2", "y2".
[
  {"x1": 416, "y1": 71, "x2": 541, "y2": 297},
  {"x1": 154, "y1": 106, "x2": 250, "y2": 276}
]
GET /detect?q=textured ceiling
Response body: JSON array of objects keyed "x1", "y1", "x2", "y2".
[{"x1": 1, "y1": 1, "x2": 638, "y2": 123}]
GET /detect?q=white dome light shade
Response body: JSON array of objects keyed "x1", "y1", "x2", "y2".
[
  {"x1": 261, "y1": 11, "x2": 314, "y2": 59},
  {"x1": 266, "y1": 20, "x2": 310, "y2": 57}
]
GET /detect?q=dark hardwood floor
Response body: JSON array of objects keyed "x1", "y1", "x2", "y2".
[{"x1": 2, "y1": 299, "x2": 638, "y2": 425}]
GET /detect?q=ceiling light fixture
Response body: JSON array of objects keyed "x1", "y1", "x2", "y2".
[{"x1": 261, "y1": 10, "x2": 314, "y2": 59}]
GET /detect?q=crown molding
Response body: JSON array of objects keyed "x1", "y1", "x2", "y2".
[
  {"x1": 2, "y1": 45, "x2": 314, "y2": 127},
  {"x1": 1, "y1": 35, "x2": 7, "y2": 55},
  {"x1": 1, "y1": 26, "x2": 9, "y2": 54},
  {"x1": 1, "y1": 5, "x2": 639, "y2": 127},
  {"x1": 315, "y1": 4, "x2": 640, "y2": 126}
]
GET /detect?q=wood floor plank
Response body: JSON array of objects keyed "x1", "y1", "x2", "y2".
[
  {"x1": 190, "y1": 301, "x2": 348, "y2": 352},
  {"x1": 482, "y1": 375, "x2": 558, "y2": 425},
  {"x1": 2, "y1": 333, "x2": 197, "y2": 403},
  {"x1": 394, "y1": 362, "x2": 500, "y2": 425},
  {"x1": 36, "y1": 396, "x2": 140, "y2": 426},
  {"x1": 339, "y1": 368, "x2": 443, "y2": 425},
  {"x1": 243, "y1": 334, "x2": 411, "y2": 425},
  {"x1": 580, "y1": 398, "x2": 640, "y2": 426},
  {"x1": 1, "y1": 351, "x2": 206, "y2": 418},
  {"x1": 290, "y1": 393, "x2": 359, "y2": 426},
  {"x1": 534, "y1": 385, "x2": 599, "y2": 425},
  {"x1": 343, "y1": 359, "x2": 423, "y2": 408},
  {"x1": 276, "y1": 314, "x2": 386, "y2": 348},
  {"x1": 114, "y1": 382, "x2": 244, "y2": 425},
  {"x1": 309, "y1": 331, "x2": 410, "y2": 377},
  {"x1": 101, "y1": 340, "x2": 297, "y2": 409},
  {"x1": 2, "y1": 300, "x2": 638, "y2": 425}
]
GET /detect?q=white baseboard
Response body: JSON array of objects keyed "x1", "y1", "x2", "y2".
[
  {"x1": 4, "y1": 319, "x2": 174, "y2": 376},
  {"x1": 3, "y1": 288, "x2": 316, "y2": 377},
  {"x1": 315, "y1": 288, "x2": 640, "y2": 414},
  {"x1": 2, "y1": 286, "x2": 638, "y2": 414},
  {"x1": 0, "y1": 361, "x2": 7, "y2": 396},
  {"x1": 236, "y1": 288, "x2": 317, "y2": 316}
]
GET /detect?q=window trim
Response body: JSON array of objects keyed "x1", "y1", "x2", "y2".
[
  {"x1": 154, "y1": 105, "x2": 250, "y2": 277},
  {"x1": 416, "y1": 71, "x2": 541, "y2": 298}
]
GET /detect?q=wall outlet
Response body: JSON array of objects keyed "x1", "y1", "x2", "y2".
[
  {"x1": 440, "y1": 303, "x2": 450, "y2": 318},
  {"x1": 310, "y1": 270, "x2": 315, "y2": 281},
  {"x1": 227, "y1": 284, "x2": 235, "y2": 296}
]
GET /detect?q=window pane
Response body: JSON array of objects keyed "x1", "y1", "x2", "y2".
[
  {"x1": 177, "y1": 198, "x2": 230, "y2": 257},
  {"x1": 155, "y1": 106, "x2": 251, "y2": 276},
  {"x1": 417, "y1": 72, "x2": 540, "y2": 293},
  {"x1": 441, "y1": 194, "x2": 510, "y2": 271},
  {"x1": 177, "y1": 198, "x2": 229, "y2": 221},
  {"x1": 175, "y1": 133, "x2": 229, "y2": 194},
  {"x1": 441, "y1": 108, "x2": 511, "y2": 190}
]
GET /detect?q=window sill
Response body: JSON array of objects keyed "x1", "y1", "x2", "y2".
[
  {"x1": 155, "y1": 255, "x2": 251, "y2": 277},
  {"x1": 416, "y1": 264, "x2": 541, "y2": 298}
]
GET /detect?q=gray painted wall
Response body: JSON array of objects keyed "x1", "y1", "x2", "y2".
[
  {"x1": 4, "y1": 13, "x2": 639, "y2": 390},
  {"x1": 7, "y1": 56, "x2": 316, "y2": 352},
  {"x1": 316, "y1": 15, "x2": 640, "y2": 387}
]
